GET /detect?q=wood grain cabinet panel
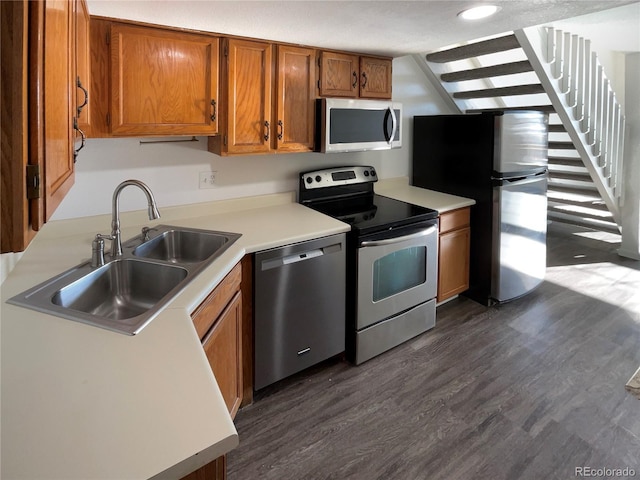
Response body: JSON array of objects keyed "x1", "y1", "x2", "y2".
[
  {"x1": 187, "y1": 263, "x2": 243, "y2": 480},
  {"x1": 437, "y1": 207, "x2": 471, "y2": 302},
  {"x1": 202, "y1": 291, "x2": 243, "y2": 418},
  {"x1": 359, "y1": 56, "x2": 392, "y2": 99},
  {"x1": 74, "y1": 0, "x2": 90, "y2": 135},
  {"x1": 42, "y1": 0, "x2": 75, "y2": 222},
  {"x1": 319, "y1": 51, "x2": 392, "y2": 99},
  {"x1": 318, "y1": 51, "x2": 359, "y2": 98},
  {"x1": 210, "y1": 40, "x2": 315, "y2": 155},
  {"x1": 180, "y1": 455, "x2": 226, "y2": 480},
  {"x1": 209, "y1": 38, "x2": 272, "y2": 155},
  {"x1": 110, "y1": 24, "x2": 219, "y2": 136},
  {"x1": 275, "y1": 45, "x2": 315, "y2": 152}
]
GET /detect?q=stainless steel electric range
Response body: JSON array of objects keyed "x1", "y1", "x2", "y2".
[{"x1": 299, "y1": 166, "x2": 439, "y2": 364}]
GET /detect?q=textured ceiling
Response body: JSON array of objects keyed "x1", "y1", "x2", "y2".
[{"x1": 88, "y1": 0, "x2": 640, "y2": 57}]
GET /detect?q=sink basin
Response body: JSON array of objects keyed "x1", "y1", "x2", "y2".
[
  {"x1": 52, "y1": 259, "x2": 188, "y2": 320},
  {"x1": 8, "y1": 225, "x2": 242, "y2": 335},
  {"x1": 133, "y1": 229, "x2": 233, "y2": 263}
]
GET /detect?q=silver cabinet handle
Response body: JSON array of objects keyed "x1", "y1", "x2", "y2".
[{"x1": 360, "y1": 226, "x2": 436, "y2": 248}]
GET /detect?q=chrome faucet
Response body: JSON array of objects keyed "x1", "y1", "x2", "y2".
[{"x1": 110, "y1": 180, "x2": 161, "y2": 258}]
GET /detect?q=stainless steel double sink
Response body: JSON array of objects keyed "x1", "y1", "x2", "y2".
[{"x1": 8, "y1": 225, "x2": 241, "y2": 335}]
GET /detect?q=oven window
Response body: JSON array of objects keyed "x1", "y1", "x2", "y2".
[{"x1": 372, "y1": 246, "x2": 426, "y2": 302}]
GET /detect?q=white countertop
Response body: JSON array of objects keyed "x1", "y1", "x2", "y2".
[
  {"x1": 0, "y1": 192, "x2": 350, "y2": 480},
  {"x1": 375, "y1": 177, "x2": 475, "y2": 213},
  {"x1": 0, "y1": 183, "x2": 472, "y2": 479}
]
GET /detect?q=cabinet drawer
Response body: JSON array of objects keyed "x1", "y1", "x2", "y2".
[
  {"x1": 192, "y1": 262, "x2": 241, "y2": 340},
  {"x1": 439, "y1": 207, "x2": 470, "y2": 234}
]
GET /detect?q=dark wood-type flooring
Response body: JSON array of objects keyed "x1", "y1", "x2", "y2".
[{"x1": 229, "y1": 223, "x2": 640, "y2": 480}]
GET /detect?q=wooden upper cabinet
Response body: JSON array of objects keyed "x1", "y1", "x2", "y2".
[
  {"x1": 359, "y1": 56, "x2": 392, "y2": 99},
  {"x1": 318, "y1": 51, "x2": 359, "y2": 98},
  {"x1": 42, "y1": 0, "x2": 76, "y2": 222},
  {"x1": 109, "y1": 24, "x2": 219, "y2": 136},
  {"x1": 319, "y1": 51, "x2": 392, "y2": 99},
  {"x1": 275, "y1": 45, "x2": 315, "y2": 152},
  {"x1": 75, "y1": 0, "x2": 90, "y2": 135},
  {"x1": 209, "y1": 38, "x2": 272, "y2": 155}
]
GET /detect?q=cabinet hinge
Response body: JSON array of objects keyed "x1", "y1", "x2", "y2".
[
  {"x1": 317, "y1": 57, "x2": 321, "y2": 68},
  {"x1": 317, "y1": 80, "x2": 321, "y2": 89},
  {"x1": 26, "y1": 165, "x2": 41, "y2": 200},
  {"x1": 223, "y1": 135, "x2": 228, "y2": 146},
  {"x1": 106, "y1": 112, "x2": 111, "y2": 126},
  {"x1": 223, "y1": 43, "x2": 228, "y2": 57}
]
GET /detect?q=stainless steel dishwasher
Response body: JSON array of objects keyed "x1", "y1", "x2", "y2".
[{"x1": 254, "y1": 233, "x2": 346, "y2": 390}]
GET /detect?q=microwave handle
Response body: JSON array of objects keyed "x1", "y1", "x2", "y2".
[{"x1": 385, "y1": 106, "x2": 397, "y2": 145}]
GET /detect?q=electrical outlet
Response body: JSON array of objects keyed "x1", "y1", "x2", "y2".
[{"x1": 199, "y1": 171, "x2": 217, "y2": 189}]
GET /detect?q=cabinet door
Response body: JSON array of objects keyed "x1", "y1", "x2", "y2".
[
  {"x1": 359, "y1": 56, "x2": 392, "y2": 99},
  {"x1": 110, "y1": 24, "x2": 219, "y2": 136},
  {"x1": 318, "y1": 51, "x2": 359, "y2": 98},
  {"x1": 74, "y1": 0, "x2": 90, "y2": 135},
  {"x1": 223, "y1": 38, "x2": 273, "y2": 154},
  {"x1": 202, "y1": 292, "x2": 243, "y2": 418},
  {"x1": 180, "y1": 455, "x2": 226, "y2": 480},
  {"x1": 438, "y1": 227, "x2": 471, "y2": 302},
  {"x1": 275, "y1": 45, "x2": 315, "y2": 152},
  {"x1": 42, "y1": 0, "x2": 75, "y2": 222}
]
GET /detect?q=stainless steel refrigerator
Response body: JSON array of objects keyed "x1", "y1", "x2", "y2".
[{"x1": 412, "y1": 111, "x2": 549, "y2": 305}]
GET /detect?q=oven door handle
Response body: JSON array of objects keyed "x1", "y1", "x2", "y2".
[{"x1": 359, "y1": 225, "x2": 437, "y2": 247}]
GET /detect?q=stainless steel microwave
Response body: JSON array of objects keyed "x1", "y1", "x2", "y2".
[{"x1": 316, "y1": 98, "x2": 402, "y2": 153}]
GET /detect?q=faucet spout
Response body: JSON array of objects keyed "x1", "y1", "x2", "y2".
[{"x1": 110, "y1": 180, "x2": 161, "y2": 258}]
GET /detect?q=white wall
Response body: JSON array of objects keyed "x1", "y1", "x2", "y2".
[
  {"x1": 51, "y1": 55, "x2": 452, "y2": 221},
  {"x1": 619, "y1": 52, "x2": 640, "y2": 260},
  {"x1": 550, "y1": 2, "x2": 640, "y2": 108}
]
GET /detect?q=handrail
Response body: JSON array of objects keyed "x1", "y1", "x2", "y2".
[
  {"x1": 542, "y1": 26, "x2": 625, "y2": 206},
  {"x1": 517, "y1": 27, "x2": 624, "y2": 225}
]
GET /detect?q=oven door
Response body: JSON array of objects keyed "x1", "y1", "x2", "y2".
[{"x1": 356, "y1": 220, "x2": 438, "y2": 330}]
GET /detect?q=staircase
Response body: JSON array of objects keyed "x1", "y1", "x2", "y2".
[{"x1": 419, "y1": 28, "x2": 625, "y2": 235}]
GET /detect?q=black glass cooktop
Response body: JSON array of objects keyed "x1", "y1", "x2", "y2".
[{"x1": 306, "y1": 193, "x2": 438, "y2": 236}]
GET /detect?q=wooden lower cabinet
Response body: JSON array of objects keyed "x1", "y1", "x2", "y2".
[
  {"x1": 185, "y1": 263, "x2": 243, "y2": 480},
  {"x1": 437, "y1": 207, "x2": 471, "y2": 302},
  {"x1": 180, "y1": 455, "x2": 226, "y2": 480},
  {"x1": 202, "y1": 291, "x2": 242, "y2": 417}
]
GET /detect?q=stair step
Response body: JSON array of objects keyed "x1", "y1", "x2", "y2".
[
  {"x1": 426, "y1": 34, "x2": 520, "y2": 63},
  {"x1": 440, "y1": 60, "x2": 533, "y2": 82},
  {"x1": 547, "y1": 194, "x2": 609, "y2": 211},
  {"x1": 549, "y1": 170, "x2": 592, "y2": 181},
  {"x1": 548, "y1": 124, "x2": 566, "y2": 133},
  {"x1": 453, "y1": 84, "x2": 545, "y2": 99},
  {"x1": 548, "y1": 202, "x2": 613, "y2": 221},
  {"x1": 466, "y1": 105, "x2": 555, "y2": 114},
  {"x1": 548, "y1": 141, "x2": 576, "y2": 150},
  {"x1": 547, "y1": 211, "x2": 620, "y2": 235},
  {"x1": 547, "y1": 184, "x2": 599, "y2": 197},
  {"x1": 548, "y1": 156, "x2": 582, "y2": 166}
]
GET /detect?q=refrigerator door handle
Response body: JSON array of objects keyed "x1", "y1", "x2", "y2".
[{"x1": 495, "y1": 173, "x2": 548, "y2": 186}]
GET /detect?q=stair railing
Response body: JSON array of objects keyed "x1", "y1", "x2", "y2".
[{"x1": 516, "y1": 27, "x2": 624, "y2": 223}]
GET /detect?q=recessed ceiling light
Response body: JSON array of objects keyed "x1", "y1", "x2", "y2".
[{"x1": 458, "y1": 5, "x2": 501, "y2": 20}]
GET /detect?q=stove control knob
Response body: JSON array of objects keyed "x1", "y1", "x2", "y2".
[
  {"x1": 315, "y1": 175, "x2": 322, "y2": 183},
  {"x1": 306, "y1": 177, "x2": 313, "y2": 184},
  {"x1": 364, "y1": 171, "x2": 369, "y2": 177},
  {"x1": 370, "y1": 169, "x2": 377, "y2": 177}
]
